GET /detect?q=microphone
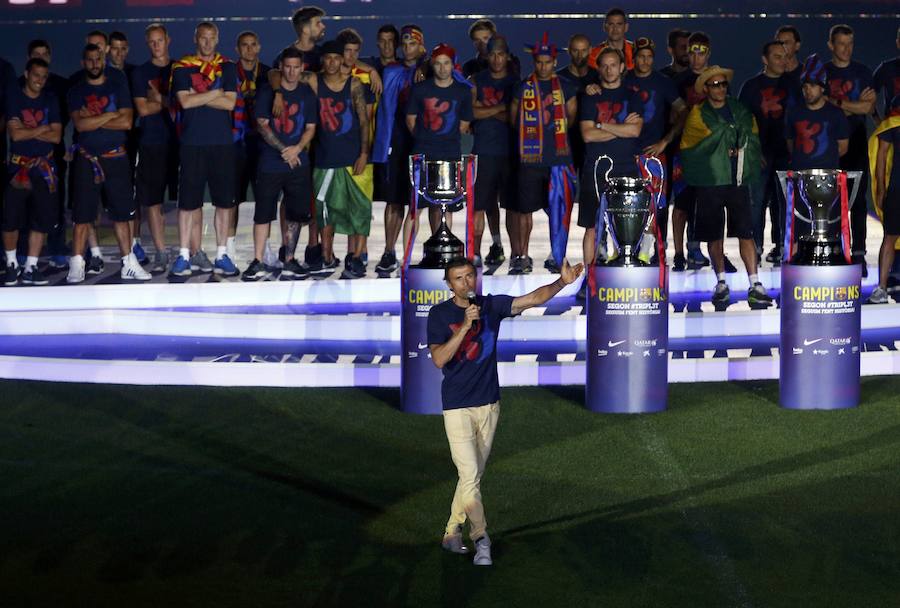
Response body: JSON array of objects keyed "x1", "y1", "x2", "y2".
[{"x1": 467, "y1": 291, "x2": 479, "y2": 332}]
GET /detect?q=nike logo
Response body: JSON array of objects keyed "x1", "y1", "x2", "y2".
[
  {"x1": 128, "y1": 210, "x2": 136, "y2": 217},
  {"x1": 417, "y1": 343, "x2": 428, "y2": 349},
  {"x1": 608, "y1": 340, "x2": 626, "y2": 348},
  {"x1": 803, "y1": 338, "x2": 823, "y2": 346}
]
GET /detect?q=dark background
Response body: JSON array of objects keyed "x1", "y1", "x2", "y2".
[{"x1": 1, "y1": 1, "x2": 898, "y2": 90}]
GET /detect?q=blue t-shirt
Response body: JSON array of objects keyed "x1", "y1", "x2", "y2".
[
  {"x1": 578, "y1": 84, "x2": 644, "y2": 174},
  {"x1": 5, "y1": 86, "x2": 61, "y2": 158},
  {"x1": 426, "y1": 294, "x2": 514, "y2": 410},
  {"x1": 513, "y1": 76, "x2": 579, "y2": 166},
  {"x1": 625, "y1": 70, "x2": 680, "y2": 148},
  {"x1": 472, "y1": 70, "x2": 518, "y2": 157},
  {"x1": 873, "y1": 57, "x2": 900, "y2": 112},
  {"x1": 131, "y1": 60, "x2": 175, "y2": 146},
  {"x1": 172, "y1": 61, "x2": 237, "y2": 146},
  {"x1": 407, "y1": 79, "x2": 474, "y2": 161},
  {"x1": 67, "y1": 76, "x2": 132, "y2": 154},
  {"x1": 785, "y1": 102, "x2": 850, "y2": 170},
  {"x1": 315, "y1": 76, "x2": 361, "y2": 168},
  {"x1": 256, "y1": 83, "x2": 317, "y2": 173},
  {"x1": 738, "y1": 72, "x2": 790, "y2": 162},
  {"x1": 824, "y1": 60, "x2": 873, "y2": 137}
]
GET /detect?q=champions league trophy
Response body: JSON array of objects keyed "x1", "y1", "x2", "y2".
[
  {"x1": 593, "y1": 155, "x2": 659, "y2": 267},
  {"x1": 408, "y1": 154, "x2": 477, "y2": 268},
  {"x1": 777, "y1": 169, "x2": 862, "y2": 265}
]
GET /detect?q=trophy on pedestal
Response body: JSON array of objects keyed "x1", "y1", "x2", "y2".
[
  {"x1": 593, "y1": 155, "x2": 661, "y2": 267},
  {"x1": 777, "y1": 169, "x2": 862, "y2": 266},
  {"x1": 408, "y1": 154, "x2": 477, "y2": 268}
]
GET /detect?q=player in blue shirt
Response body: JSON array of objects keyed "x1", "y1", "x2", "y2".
[{"x1": 428, "y1": 256, "x2": 583, "y2": 566}]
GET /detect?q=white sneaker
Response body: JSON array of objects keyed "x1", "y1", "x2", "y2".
[
  {"x1": 473, "y1": 534, "x2": 492, "y2": 566},
  {"x1": 121, "y1": 253, "x2": 152, "y2": 281},
  {"x1": 66, "y1": 256, "x2": 86, "y2": 284},
  {"x1": 441, "y1": 531, "x2": 470, "y2": 554},
  {"x1": 868, "y1": 286, "x2": 889, "y2": 304}
]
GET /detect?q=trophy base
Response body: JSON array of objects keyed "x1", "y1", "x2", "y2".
[
  {"x1": 419, "y1": 215, "x2": 464, "y2": 269},
  {"x1": 792, "y1": 238, "x2": 847, "y2": 266}
]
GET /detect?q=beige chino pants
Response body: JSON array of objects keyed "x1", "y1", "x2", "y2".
[{"x1": 443, "y1": 401, "x2": 500, "y2": 542}]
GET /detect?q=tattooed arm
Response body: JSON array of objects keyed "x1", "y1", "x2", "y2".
[
  {"x1": 351, "y1": 78, "x2": 370, "y2": 175},
  {"x1": 257, "y1": 117, "x2": 287, "y2": 153}
]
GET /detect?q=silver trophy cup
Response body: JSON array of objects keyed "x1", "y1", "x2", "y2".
[
  {"x1": 777, "y1": 169, "x2": 861, "y2": 266},
  {"x1": 594, "y1": 155, "x2": 654, "y2": 267},
  {"x1": 408, "y1": 155, "x2": 478, "y2": 268}
]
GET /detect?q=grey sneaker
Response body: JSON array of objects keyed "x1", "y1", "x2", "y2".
[
  {"x1": 441, "y1": 530, "x2": 470, "y2": 554},
  {"x1": 868, "y1": 286, "x2": 889, "y2": 304},
  {"x1": 190, "y1": 250, "x2": 213, "y2": 273},
  {"x1": 473, "y1": 534, "x2": 492, "y2": 566},
  {"x1": 150, "y1": 250, "x2": 169, "y2": 274}
]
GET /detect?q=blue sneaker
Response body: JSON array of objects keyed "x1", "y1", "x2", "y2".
[
  {"x1": 132, "y1": 241, "x2": 147, "y2": 263},
  {"x1": 687, "y1": 247, "x2": 709, "y2": 269},
  {"x1": 214, "y1": 254, "x2": 239, "y2": 277},
  {"x1": 169, "y1": 255, "x2": 192, "y2": 277},
  {"x1": 48, "y1": 255, "x2": 68, "y2": 270}
]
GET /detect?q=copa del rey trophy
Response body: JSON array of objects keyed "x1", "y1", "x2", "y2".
[
  {"x1": 777, "y1": 169, "x2": 862, "y2": 266},
  {"x1": 777, "y1": 169, "x2": 863, "y2": 411},
  {"x1": 400, "y1": 154, "x2": 478, "y2": 415}
]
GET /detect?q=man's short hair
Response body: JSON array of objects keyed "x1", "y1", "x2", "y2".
[
  {"x1": 568, "y1": 33, "x2": 590, "y2": 48},
  {"x1": 109, "y1": 31, "x2": 128, "y2": 44},
  {"x1": 337, "y1": 28, "x2": 363, "y2": 47},
  {"x1": 237, "y1": 30, "x2": 259, "y2": 44},
  {"x1": 597, "y1": 46, "x2": 624, "y2": 64},
  {"x1": 688, "y1": 32, "x2": 711, "y2": 47},
  {"x1": 667, "y1": 28, "x2": 690, "y2": 49},
  {"x1": 292, "y1": 6, "x2": 325, "y2": 32},
  {"x1": 145, "y1": 23, "x2": 168, "y2": 38},
  {"x1": 86, "y1": 30, "x2": 108, "y2": 45},
  {"x1": 468, "y1": 19, "x2": 496, "y2": 40},
  {"x1": 27, "y1": 39, "x2": 51, "y2": 56},
  {"x1": 762, "y1": 41, "x2": 783, "y2": 57},
  {"x1": 775, "y1": 25, "x2": 801, "y2": 43},
  {"x1": 605, "y1": 7, "x2": 627, "y2": 21},
  {"x1": 280, "y1": 46, "x2": 304, "y2": 63},
  {"x1": 82, "y1": 43, "x2": 101, "y2": 59},
  {"x1": 829, "y1": 24, "x2": 853, "y2": 43},
  {"x1": 25, "y1": 57, "x2": 49, "y2": 73},
  {"x1": 444, "y1": 257, "x2": 476, "y2": 281},
  {"x1": 377, "y1": 24, "x2": 400, "y2": 43},
  {"x1": 196, "y1": 21, "x2": 218, "y2": 35}
]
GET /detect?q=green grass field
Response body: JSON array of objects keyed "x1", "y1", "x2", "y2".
[{"x1": 3, "y1": 378, "x2": 900, "y2": 607}]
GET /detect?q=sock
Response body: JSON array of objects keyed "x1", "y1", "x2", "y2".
[
  {"x1": 25, "y1": 256, "x2": 38, "y2": 270},
  {"x1": 492, "y1": 233, "x2": 502, "y2": 246},
  {"x1": 749, "y1": 273, "x2": 759, "y2": 286},
  {"x1": 5, "y1": 250, "x2": 17, "y2": 267},
  {"x1": 70, "y1": 254, "x2": 84, "y2": 265},
  {"x1": 716, "y1": 272, "x2": 726, "y2": 282},
  {"x1": 122, "y1": 254, "x2": 129, "y2": 265},
  {"x1": 216, "y1": 245, "x2": 227, "y2": 259},
  {"x1": 90, "y1": 246, "x2": 101, "y2": 258},
  {"x1": 180, "y1": 247, "x2": 190, "y2": 260}
]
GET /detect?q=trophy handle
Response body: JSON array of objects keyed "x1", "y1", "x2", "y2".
[
  {"x1": 844, "y1": 170, "x2": 863, "y2": 210},
  {"x1": 408, "y1": 154, "x2": 428, "y2": 199},
  {"x1": 593, "y1": 155, "x2": 613, "y2": 202}
]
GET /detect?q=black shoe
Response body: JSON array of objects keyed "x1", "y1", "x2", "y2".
[
  {"x1": 485, "y1": 243, "x2": 506, "y2": 266},
  {"x1": 765, "y1": 247, "x2": 782, "y2": 266},
  {"x1": 280, "y1": 258, "x2": 309, "y2": 279},
  {"x1": 747, "y1": 282, "x2": 774, "y2": 309},
  {"x1": 350, "y1": 256, "x2": 366, "y2": 278},
  {"x1": 305, "y1": 244, "x2": 324, "y2": 272},
  {"x1": 544, "y1": 257, "x2": 561, "y2": 274},
  {"x1": 672, "y1": 253, "x2": 686, "y2": 272},
  {"x1": 723, "y1": 256, "x2": 738, "y2": 273},
  {"x1": 508, "y1": 256, "x2": 523, "y2": 275},
  {"x1": 21, "y1": 266, "x2": 48, "y2": 286},
  {"x1": 375, "y1": 251, "x2": 399, "y2": 274},
  {"x1": 4, "y1": 263, "x2": 19, "y2": 286},
  {"x1": 711, "y1": 282, "x2": 730, "y2": 311},
  {"x1": 323, "y1": 256, "x2": 340, "y2": 270},
  {"x1": 86, "y1": 255, "x2": 104, "y2": 275},
  {"x1": 521, "y1": 256, "x2": 534, "y2": 274},
  {"x1": 241, "y1": 259, "x2": 267, "y2": 282}
]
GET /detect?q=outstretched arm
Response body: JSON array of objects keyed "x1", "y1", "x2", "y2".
[{"x1": 511, "y1": 259, "x2": 583, "y2": 315}]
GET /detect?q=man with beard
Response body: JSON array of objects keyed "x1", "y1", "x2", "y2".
[
  {"x1": 661, "y1": 29, "x2": 690, "y2": 79},
  {"x1": 169, "y1": 22, "x2": 239, "y2": 278},
  {"x1": 588, "y1": 8, "x2": 636, "y2": 72},
  {"x1": 67, "y1": 44, "x2": 149, "y2": 283},
  {"x1": 579, "y1": 47, "x2": 643, "y2": 267},
  {"x1": 243, "y1": 47, "x2": 317, "y2": 282},
  {"x1": 371, "y1": 25, "x2": 399, "y2": 76},
  {"x1": 132, "y1": 23, "x2": 176, "y2": 273},
  {"x1": 824, "y1": 24, "x2": 876, "y2": 275},
  {"x1": 509, "y1": 34, "x2": 578, "y2": 275},
  {"x1": 3, "y1": 58, "x2": 61, "y2": 286},
  {"x1": 739, "y1": 41, "x2": 790, "y2": 265},
  {"x1": 470, "y1": 34, "x2": 517, "y2": 268}
]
